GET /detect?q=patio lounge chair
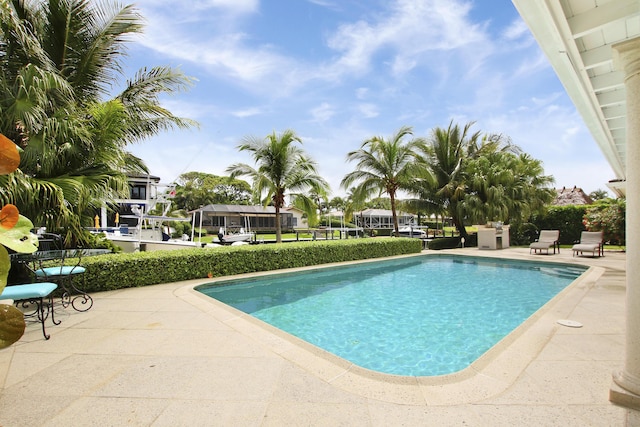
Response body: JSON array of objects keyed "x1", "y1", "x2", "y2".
[
  {"x1": 572, "y1": 231, "x2": 604, "y2": 257},
  {"x1": 529, "y1": 230, "x2": 560, "y2": 254}
]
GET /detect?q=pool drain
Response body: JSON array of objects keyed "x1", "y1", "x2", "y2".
[{"x1": 556, "y1": 319, "x2": 583, "y2": 328}]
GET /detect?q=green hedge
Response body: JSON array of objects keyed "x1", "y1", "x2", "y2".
[
  {"x1": 427, "y1": 237, "x2": 462, "y2": 250},
  {"x1": 65, "y1": 238, "x2": 422, "y2": 292},
  {"x1": 531, "y1": 205, "x2": 587, "y2": 244}
]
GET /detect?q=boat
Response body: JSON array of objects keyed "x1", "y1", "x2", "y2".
[
  {"x1": 397, "y1": 226, "x2": 428, "y2": 238},
  {"x1": 101, "y1": 214, "x2": 204, "y2": 253},
  {"x1": 92, "y1": 179, "x2": 207, "y2": 252},
  {"x1": 216, "y1": 224, "x2": 254, "y2": 244}
]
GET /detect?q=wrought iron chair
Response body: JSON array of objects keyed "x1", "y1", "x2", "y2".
[
  {"x1": 0, "y1": 282, "x2": 59, "y2": 339},
  {"x1": 17, "y1": 233, "x2": 93, "y2": 312}
]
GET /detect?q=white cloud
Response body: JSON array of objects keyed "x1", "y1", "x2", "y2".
[
  {"x1": 232, "y1": 107, "x2": 263, "y2": 118},
  {"x1": 502, "y1": 19, "x2": 529, "y2": 41},
  {"x1": 355, "y1": 87, "x2": 369, "y2": 99},
  {"x1": 357, "y1": 103, "x2": 379, "y2": 119},
  {"x1": 132, "y1": 0, "x2": 497, "y2": 98},
  {"x1": 159, "y1": 99, "x2": 220, "y2": 121},
  {"x1": 306, "y1": 0, "x2": 339, "y2": 9},
  {"x1": 327, "y1": 0, "x2": 490, "y2": 75},
  {"x1": 310, "y1": 102, "x2": 335, "y2": 122}
]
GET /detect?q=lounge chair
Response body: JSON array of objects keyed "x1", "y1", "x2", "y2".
[
  {"x1": 529, "y1": 230, "x2": 560, "y2": 254},
  {"x1": 572, "y1": 231, "x2": 604, "y2": 257}
]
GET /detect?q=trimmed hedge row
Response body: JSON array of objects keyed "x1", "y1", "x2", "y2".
[
  {"x1": 67, "y1": 238, "x2": 422, "y2": 293},
  {"x1": 531, "y1": 205, "x2": 588, "y2": 245}
]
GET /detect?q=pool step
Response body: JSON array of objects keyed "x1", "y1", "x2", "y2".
[{"x1": 539, "y1": 267, "x2": 584, "y2": 279}]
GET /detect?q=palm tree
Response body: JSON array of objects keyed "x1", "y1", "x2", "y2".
[
  {"x1": 226, "y1": 130, "x2": 329, "y2": 243},
  {"x1": 421, "y1": 120, "x2": 551, "y2": 239},
  {"x1": 468, "y1": 152, "x2": 554, "y2": 223},
  {"x1": 343, "y1": 186, "x2": 366, "y2": 228},
  {"x1": 422, "y1": 121, "x2": 479, "y2": 239},
  {"x1": 0, "y1": 0, "x2": 197, "y2": 239},
  {"x1": 341, "y1": 126, "x2": 431, "y2": 237}
]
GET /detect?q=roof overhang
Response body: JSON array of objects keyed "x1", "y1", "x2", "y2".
[{"x1": 512, "y1": 0, "x2": 640, "y2": 197}]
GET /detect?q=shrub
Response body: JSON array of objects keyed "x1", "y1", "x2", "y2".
[
  {"x1": 531, "y1": 205, "x2": 587, "y2": 244},
  {"x1": 583, "y1": 199, "x2": 625, "y2": 245},
  {"x1": 65, "y1": 238, "x2": 422, "y2": 292},
  {"x1": 170, "y1": 221, "x2": 192, "y2": 238},
  {"x1": 428, "y1": 237, "x2": 462, "y2": 250},
  {"x1": 508, "y1": 222, "x2": 538, "y2": 246}
]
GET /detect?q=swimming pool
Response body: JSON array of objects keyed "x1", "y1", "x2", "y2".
[{"x1": 196, "y1": 255, "x2": 587, "y2": 376}]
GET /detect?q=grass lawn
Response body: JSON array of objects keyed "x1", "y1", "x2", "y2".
[{"x1": 194, "y1": 230, "x2": 342, "y2": 243}]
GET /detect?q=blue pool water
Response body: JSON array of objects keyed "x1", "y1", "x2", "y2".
[{"x1": 196, "y1": 255, "x2": 586, "y2": 376}]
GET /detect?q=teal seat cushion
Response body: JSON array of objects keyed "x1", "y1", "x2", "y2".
[
  {"x1": 35, "y1": 266, "x2": 86, "y2": 277},
  {"x1": 1, "y1": 282, "x2": 58, "y2": 300}
]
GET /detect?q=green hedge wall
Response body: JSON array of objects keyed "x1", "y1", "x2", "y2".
[
  {"x1": 427, "y1": 237, "x2": 461, "y2": 250},
  {"x1": 531, "y1": 205, "x2": 587, "y2": 244},
  {"x1": 66, "y1": 238, "x2": 422, "y2": 293}
]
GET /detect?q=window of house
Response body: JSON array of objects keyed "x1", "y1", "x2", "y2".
[{"x1": 130, "y1": 185, "x2": 146, "y2": 200}]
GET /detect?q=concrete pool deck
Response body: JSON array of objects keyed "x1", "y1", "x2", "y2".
[{"x1": 0, "y1": 247, "x2": 637, "y2": 425}]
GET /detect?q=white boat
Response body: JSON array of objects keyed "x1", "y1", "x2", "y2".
[
  {"x1": 103, "y1": 215, "x2": 204, "y2": 252},
  {"x1": 213, "y1": 212, "x2": 255, "y2": 244},
  {"x1": 397, "y1": 226, "x2": 428, "y2": 238},
  {"x1": 217, "y1": 226, "x2": 253, "y2": 243},
  {"x1": 92, "y1": 178, "x2": 211, "y2": 252}
]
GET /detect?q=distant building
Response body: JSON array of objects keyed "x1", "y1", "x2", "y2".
[
  {"x1": 282, "y1": 206, "x2": 307, "y2": 229},
  {"x1": 553, "y1": 186, "x2": 593, "y2": 206},
  {"x1": 97, "y1": 174, "x2": 162, "y2": 228},
  {"x1": 191, "y1": 204, "x2": 294, "y2": 233},
  {"x1": 352, "y1": 209, "x2": 415, "y2": 229}
]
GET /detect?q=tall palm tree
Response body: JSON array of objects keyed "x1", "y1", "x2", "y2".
[
  {"x1": 422, "y1": 121, "x2": 479, "y2": 239},
  {"x1": 341, "y1": 126, "x2": 431, "y2": 237},
  {"x1": 421, "y1": 120, "x2": 548, "y2": 239},
  {"x1": 343, "y1": 187, "x2": 365, "y2": 228},
  {"x1": 226, "y1": 130, "x2": 329, "y2": 243},
  {"x1": 0, "y1": 0, "x2": 197, "y2": 239},
  {"x1": 463, "y1": 151, "x2": 554, "y2": 224}
]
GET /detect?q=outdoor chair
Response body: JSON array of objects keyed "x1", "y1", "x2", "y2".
[
  {"x1": 529, "y1": 230, "x2": 560, "y2": 254},
  {"x1": 0, "y1": 282, "x2": 59, "y2": 339},
  {"x1": 13, "y1": 233, "x2": 93, "y2": 312},
  {"x1": 572, "y1": 231, "x2": 604, "y2": 257}
]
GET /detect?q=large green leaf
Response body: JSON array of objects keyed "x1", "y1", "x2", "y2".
[
  {"x1": 0, "y1": 304, "x2": 26, "y2": 349},
  {"x1": 0, "y1": 215, "x2": 38, "y2": 253}
]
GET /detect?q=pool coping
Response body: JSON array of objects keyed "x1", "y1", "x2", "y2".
[{"x1": 175, "y1": 251, "x2": 605, "y2": 405}]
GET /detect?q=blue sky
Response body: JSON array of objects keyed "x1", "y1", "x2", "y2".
[{"x1": 122, "y1": 0, "x2": 614, "y2": 198}]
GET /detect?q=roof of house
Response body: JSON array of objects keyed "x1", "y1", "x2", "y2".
[
  {"x1": 553, "y1": 186, "x2": 594, "y2": 206},
  {"x1": 193, "y1": 204, "x2": 293, "y2": 217}
]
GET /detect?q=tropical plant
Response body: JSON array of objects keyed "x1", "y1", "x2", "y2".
[
  {"x1": 0, "y1": 134, "x2": 39, "y2": 348},
  {"x1": 172, "y1": 172, "x2": 252, "y2": 211},
  {"x1": 418, "y1": 121, "x2": 535, "y2": 239},
  {"x1": 342, "y1": 187, "x2": 366, "y2": 226},
  {"x1": 0, "y1": 0, "x2": 197, "y2": 240},
  {"x1": 341, "y1": 126, "x2": 431, "y2": 236},
  {"x1": 588, "y1": 189, "x2": 610, "y2": 201},
  {"x1": 583, "y1": 198, "x2": 626, "y2": 246},
  {"x1": 291, "y1": 195, "x2": 319, "y2": 228},
  {"x1": 329, "y1": 197, "x2": 346, "y2": 212},
  {"x1": 227, "y1": 130, "x2": 329, "y2": 243},
  {"x1": 462, "y1": 151, "x2": 555, "y2": 225}
]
